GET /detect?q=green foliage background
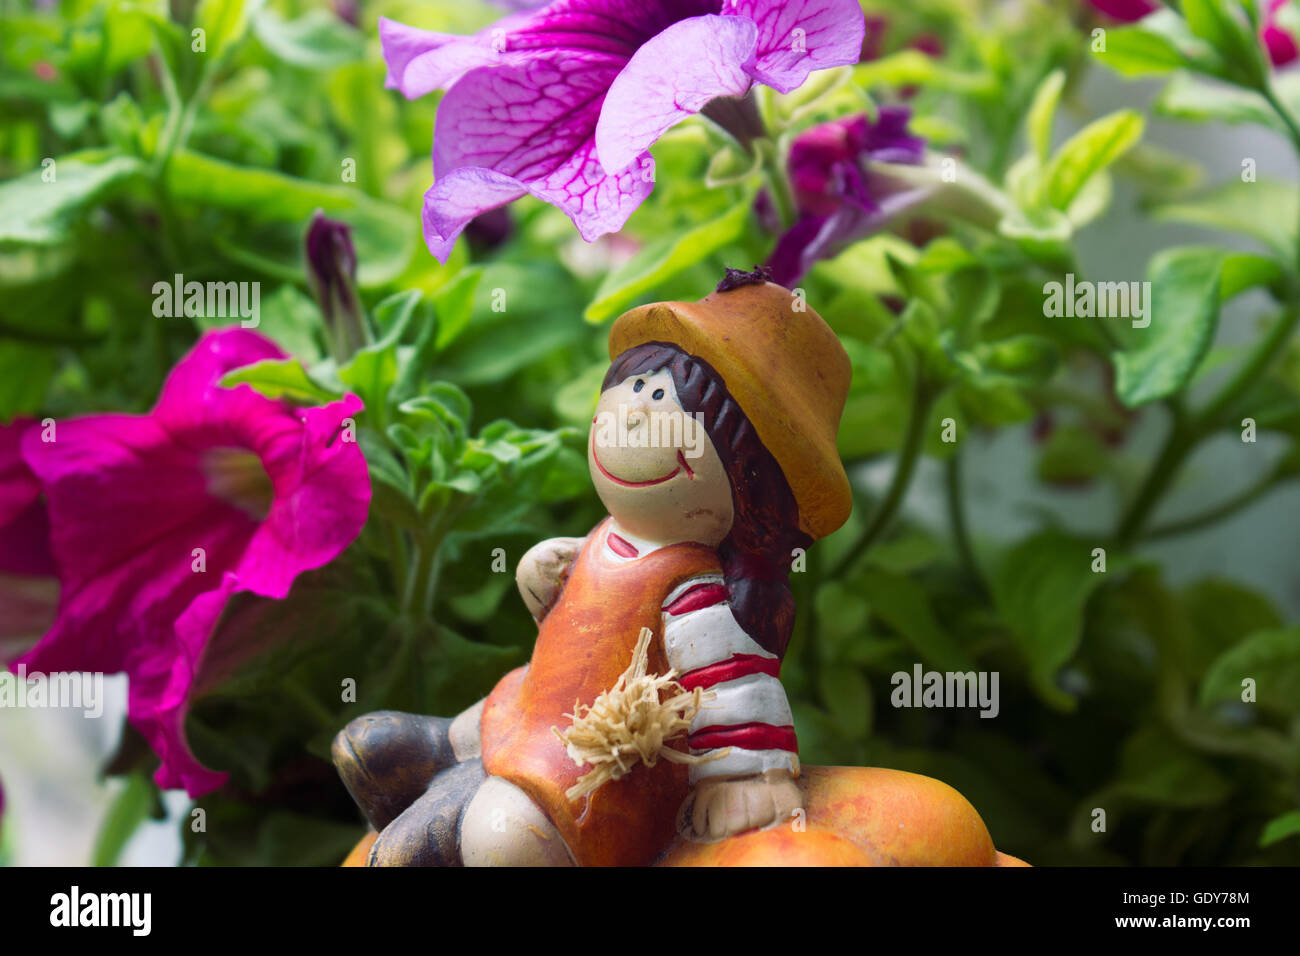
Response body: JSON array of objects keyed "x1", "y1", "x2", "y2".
[{"x1": 1, "y1": 0, "x2": 1298, "y2": 866}]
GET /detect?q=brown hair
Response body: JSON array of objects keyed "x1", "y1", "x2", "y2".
[{"x1": 603, "y1": 342, "x2": 809, "y2": 657}]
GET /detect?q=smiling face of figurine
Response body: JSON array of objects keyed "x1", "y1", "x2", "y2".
[{"x1": 588, "y1": 368, "x2": 734, "y2": 548}]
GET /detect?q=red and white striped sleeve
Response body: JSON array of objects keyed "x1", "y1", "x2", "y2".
[{"x1": 662, "y1": 573, "x2": 799, "y2": 783}]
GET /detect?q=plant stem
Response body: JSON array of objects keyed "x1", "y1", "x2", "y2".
[
  {"x1": 1114, "y1": 401, "x2": 1195, "y2": 547},
  {"x1": 0, "y1": 319, "x2": 106, "y2": 347},
  {"x1": 831, "y1": 374, "x2": 935, "y2": 578},
  {"x1": 1195, "y1": 305, "x2": 1300, "y2": 430},
  {"x1": 402, "y1": 537, "x2": 439, "y2": 619},
  {"x1": 1146, "y1": 465, "x2": 1290, "y2": 540},
  {"x1": 1116, "y1": 305, "x2": 1300, "y2": 546},
  {"x1": 758, "y1": 138, "x2": 797, "y2": 232},
  {"x1": 282, "y1": 678, "x2": 337, "y2": 731},
  {"x1": 1115, "y1": 65, "x2": 1300, "y2": 550},
  {"x1": 1260, "y1": 83, "x2": 1300, "y2": 273},
  {"x1": 945, "y1": 450, "x2": 984, "y2": 587}
]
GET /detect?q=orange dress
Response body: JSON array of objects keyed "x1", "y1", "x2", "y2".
[{"x1": 480, "y1": 519, "x2": 721, "y2": 867}]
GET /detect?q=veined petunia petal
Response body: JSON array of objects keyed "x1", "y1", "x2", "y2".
[
  {"x1": 421, "y1": 167, "x2": 528, "y2": 262},
  {"x1": 428, "y1": 51, "x2": 654, "y2": 256},
  {"x1": 725, "y1": 0, "x2": 866, "y2": 94},
  {"x1": 380, "y1": 2, "x2": 711, "y2": 99},
  {"x1": 379, "y1": 16, "x2": 519, "y2": 99},
  {"x1": 594, "y1": 14, "x2": 757, "y2": 175}
]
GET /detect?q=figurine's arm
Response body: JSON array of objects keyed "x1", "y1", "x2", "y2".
[
  {"x1": 516, "y1": 536, "x2": 586, "y2": 622},
  {"x1": 661, "y1": 575, "x2": 803, "y2": 841}
]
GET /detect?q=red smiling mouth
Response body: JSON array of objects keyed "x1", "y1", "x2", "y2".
[{"x1": 591, "y1": 439, "x2": 695, "y2": 487}]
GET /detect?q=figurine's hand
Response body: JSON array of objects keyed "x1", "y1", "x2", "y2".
[
  {"x1": 678, "y1": 769, "x2": 804, "y2": 842},
  {"x1": 516, "y1": 536, "x2": 585, "y2": 622}
]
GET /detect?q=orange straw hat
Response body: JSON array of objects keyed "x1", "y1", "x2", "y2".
[{"x1": 609, "y1": 280, "x2": 852, "y2": 541}]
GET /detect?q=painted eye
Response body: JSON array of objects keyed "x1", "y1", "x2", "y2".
[
  {"x1": 652, "y1": 388, "x2": 664, "y2": 400},
  {"x1": 633, "y1": 379, "x2": 645, "y2": 393}
]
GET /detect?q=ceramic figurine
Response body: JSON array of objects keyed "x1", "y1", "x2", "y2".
[{"x1": 333, "y1": 272, "x2": 1027, "y2": 867}]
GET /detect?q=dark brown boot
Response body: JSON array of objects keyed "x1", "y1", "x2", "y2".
[
  {"x1": 332, "y1": 710, "x2": 456, "y2": 830},
  {"x1": 367, "y1": 759, "x2": 487, "y2": 867}
]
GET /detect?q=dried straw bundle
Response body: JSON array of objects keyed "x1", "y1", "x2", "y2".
[{"x1": 553, "y1": 626, "x2": 724, "y2": 801}]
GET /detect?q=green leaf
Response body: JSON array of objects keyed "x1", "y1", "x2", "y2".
[
  {"x1": 817, "y1": 668, "x2": 872, "y2": 737},
  {"x1": 1182, "y1": 0, "x2": 1270, "y2": 88},
  {"x1": 1027, "y1": 70, "x2": 1066, "y2": 164},
  {"x1": 1037, "y1": 425, "x2": 1110, "y2": 485},
  {"x1": 98, "y1": 91, "x2": 145, "y2": 155},
  {"x1": 813, "y1": 580, "x2": 872, "y2": 662},
  {"x1": 1112, "y1": 725, "x2": 1232, "y2": 807},
  {"x1": 50, "y1": 100, "x2": 95, "y2": 139},
  {"x1": 1042, "y1": 110, "x2": 1144, "y2": 210},
  {"x1": 852, "y1": 49, "x2": 994, "y2": 95},
  {"x1": 859, "y1": 568, "x2": 974, "y2": 673},
  {"x1": 704, "y1": 144, "x2": 762, "y2": 188},
  {"x1": 997, "y1": 206, "x2": 1073, "y2": 260},
  {"x1": 92, "y1": 774, "x2": 155, "y2": 868},
  {"x1": 433, "y1": 267, "x2": 483, "y2": 351},
  {"x1": 583, "y1": 199, "x2": 750, "y2": 322},
  {"x1": 220, "y1": 358, "x2": 340, "y2": 403},
  {"x1": 1260, "y1": 810, "x2": 1300, "y2": 847},
  {"x1": 1200, "y1": 627, "x2": 1300, "y2": 716},
  {"x1": 1155, "y1": 73, "x2": 1284, "y2": 131},
  {"x1": 1180, "y1": 579, "x2": 1283, "y2": 681},
  {"x1": 991, "y1": 530, "x2": 1108, "y2": 709},
  {"x1": 252, "y1": 8, "x2": 364, "y2": 70},
  {"x1": 0, "y1": 151, "x2": 144, "y2": 247},
  {"x1": 1093, "y1": 16, "x2": 1202, "y2": 76},
  {"x1": 195, "y1": 0, "x2": 265, "y2": 61},
  {"x1": 956, "y1": 335, "x2": 1060, "y2": 388},
  {"x1": 337, "y1": 290, "x2": 423, "y2": 407},
  {"x1": 1113, "y1": 142, "x2": 1205, "y2": 203},
  {"x1": 1113, "y1": 247, "x2": 1226, "y2": 407},
  {"x1": 164, "y1": 150, "x2": 416, "y2": 287},
  {"x1": 371, "y1": 288, "x2": 422, "y2": 338},
  {"x1": 1152, "y1": 179, "x2": 1299, "y2": 259},
  {"x1": 0, "y1": 341, "x2": 58, "y2": 417},
  {"x1": 1220, "y1": 252, "x2": 1283, "y2": 299}
]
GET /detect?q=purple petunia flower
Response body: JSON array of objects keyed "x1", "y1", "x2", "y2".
[
  {"x1": 12, "y1": 330, "x2": 370, "y2": 797},
  {"x1": 380, "y1": 0, "x2": 866, "y2": 261},
  {"x1": 765, "y1": 105, "x2": 927, "y2": 286},
  {"x1": 1263, "y1": 0, "x2": 1299, "y2": 67},
  {"x1": 1083, "y1": 0, "x2": 1158, "y2": 22}
]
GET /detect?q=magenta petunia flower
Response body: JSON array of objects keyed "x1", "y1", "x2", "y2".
[
  {"x1": 765, "y1": 105, "x2": 927, "y2": 285},
  {"x1": 0, "y1": 419, "x2": 58, "y2": 657},
  {"x1": 1084, "y1": 0, "x2": 1157, "y2": 22},
  {"x1": 1263, "y1": 0, "x2": 1299, "y2": 67},
  {"x1": 380, "y1": 0, "x2": 866, "y2": 261},
  {"x1": 14, "y1": 330, "x2": 370, "y2": 797},
  {"x1": 0, "y1": 419, "x2": 54, "y2": 578}
]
